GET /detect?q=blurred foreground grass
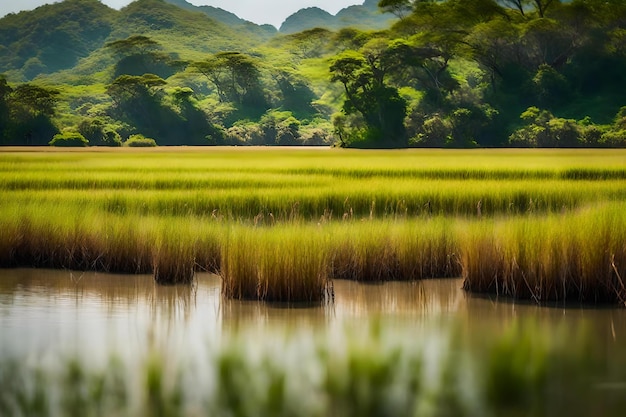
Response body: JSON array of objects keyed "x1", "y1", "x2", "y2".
[{"x1": 1, "y1": 318, "x2": 624, "y2": 417}]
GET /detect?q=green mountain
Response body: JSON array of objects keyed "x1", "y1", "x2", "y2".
[
  {"x1": 279, "y1": 1, "x2": 395, "y2": 34},
  {"x1": 163, "y1": 0, "x2": 277, "y2": 38},
  {"x1": 0, "y1": 0, "x2": 267, "y2": 82},
  {"x1": 0, "y1": 0, "x2": 116, "y2": 80}
]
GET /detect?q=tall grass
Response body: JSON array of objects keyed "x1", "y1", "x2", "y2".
[
  {"x1": 1, "y1": 319, "x2": 618, "y2": 417},
  {"x1": 221, "y1": 225, "x2": 330, "y2": 302},
  {"x1": 461, "y1": 204, "x2": 626, "y2": 304},
  {"x1": 2, "y1": 148, "x2": 626, "y2": 302},
  {"x1": 0, "y1": 202, "x2": 223, "y2": 283},
  {"x1": 2, "y1": 149, "x2": 626, "y2": 221},
  {"x1": 330, "y1": 219, "x2": 460, "y2": 281},
  {"x1": 3, "y1": 178, "x2": 626, "y2": 219}
]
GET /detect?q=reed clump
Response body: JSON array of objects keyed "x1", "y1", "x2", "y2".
[
  {"x1": 221, "y1": 225, "x2": 330, "y2": 302},
  {"x1": 330, "y1": 219, "x2": 460, "y2": 281},
  {"x1": 0, "y1": 202, "x2": 223, "y2": 284},
  {"x1": 152, "y1": 226, "x2": 196, "y2": 286},
  {"x1": 461, "y1": 204, "x2": 626, "y2": 304}
]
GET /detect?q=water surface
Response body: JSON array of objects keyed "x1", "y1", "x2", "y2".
[{"x1": 2, "y1": 268, "x2": 626, "y2": 364}]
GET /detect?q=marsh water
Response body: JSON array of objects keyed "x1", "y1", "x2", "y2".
[{"x1": 2, "y1": 268, "x2": 626, "y2": 367}]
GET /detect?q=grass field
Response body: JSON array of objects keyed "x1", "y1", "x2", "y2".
[{"x1": 1, "y1": 147, "x2": 625, "y2": 303}]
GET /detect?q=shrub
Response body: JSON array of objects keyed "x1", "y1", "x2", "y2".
[
  {"x1": 508, "y1": 107, "x2": 585, "y2": 148},
  {"x1": 77, "y1": 118, "x2": 122, "y2": 147},
  {"x1": 410, "y1": 114, "x2": 451, "y2": 147},
  {"x1": 124, "y1": 134, "x2": 157, "y2": 147},
  {"x1": 49, "y1": 131, "x2": 89, "y2": 147},
  {"x1": 599, "y1": 130, "x2": 626, "y2": 147}
]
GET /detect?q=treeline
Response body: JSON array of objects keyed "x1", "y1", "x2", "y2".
[
  {"x1": 1, "y1": 0, "x2": 625, "y2": 148},
  {"x1": 330, "y1": 0, "x2": 626, "y2": 147}
]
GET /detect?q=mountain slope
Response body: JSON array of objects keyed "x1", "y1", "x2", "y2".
[
  {"x1": 279, "y1": 0, "x2": 395, "y2": 34},
  {"x1": 0, "y1": 0, "x2": 268, "y2": 82},
  {"x1": 163, "y1": 0, "x2": 277, "y2": 38},
  {"x1": 0, "y1": 0, "x2": 116, "y2": 80}
]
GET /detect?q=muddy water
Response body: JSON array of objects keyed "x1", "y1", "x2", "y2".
[{"x1": 1, "y1": 268, "x2": 626, "y2": 365}]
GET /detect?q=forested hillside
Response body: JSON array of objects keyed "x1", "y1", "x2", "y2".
[{"x1": 1, "y1": 0, "x2": 625, "y2": 148}]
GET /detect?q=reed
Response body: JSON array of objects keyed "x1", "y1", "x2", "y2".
[
  {"x1": 461, "y1": 204, "x2": 626, "y2": 304},
  {"x1": 0, "y1": 202, "x2": 223, "y2": 283},
  {"x1": 329, "y1": 219, "x2": 460, "y2": 281},
  {"x1": 3, "y1": 177, "x2": 626, "y2": 219},
  {"x1": 0, "y1": 319, "x2": 615, "y2": 417},
  {"x1": 3, "y1": 149, "x2": 626, "y2": 221},
  {"x1": 221, "y1": 225, "x2": 330, "y2": 302},
  {"x1": 2, "y1": 148, "x2": 626, "y2": 302},
  {"x1": 152, "y1": 224, "x2": 196, "y2": 285}
]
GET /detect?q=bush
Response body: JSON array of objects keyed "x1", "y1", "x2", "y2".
[
  {"x1": 508, "y1": 107, "x2": 585, "y2": 148},
  {"x1": 124, "y1": 134, "x2": 157, "y2": 147},
  {"x1": 260, "y1": 110, "x2": 301, "y2": 145},
  {"x1": 49, "y1": 132, "x2": 89, "y2": 147},
  {"x1": 599, "y1": 130, "x2": 626, "y2": 147},
  {"x1": 409, "y1": 114, "x2": 451, "y2": 147},
  {"x1": 77, "y1": 118, "x2": 122, "y2": 147}
]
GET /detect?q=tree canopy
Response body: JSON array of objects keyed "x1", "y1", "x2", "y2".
[{"x1": 1, "y1": 0, "x2": 625, "y2": 148}]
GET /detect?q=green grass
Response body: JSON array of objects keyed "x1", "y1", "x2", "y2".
[
  {"x1": 461, "y1": 204, "x2": 626, "y2": 304},
  {"x1": 221, "y1": 225, "x2": 330, "y2": 302},
  {"x1": 1, "y1": 318, "x2": 619, "y2": 417},
  {"x1": 1, "y1": 148, "x2": 626, "y2": 303}
]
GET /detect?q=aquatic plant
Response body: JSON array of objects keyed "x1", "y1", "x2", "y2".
[
  {"x1": 0, "y1": 320, "x2": 614, "y2": 417},
  {"x1": 461, "y1": 204, "x2": 626, "y2": 304},
  {"x1": 221, "y1": 225, "x2": 330, "y2": 302},
  {"x1": 2, "y1": 148, "x2": 626, "y2": 303}
]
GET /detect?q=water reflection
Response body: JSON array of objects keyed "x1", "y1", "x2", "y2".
[{"x1": 1, "y1": 268, "x2": 626, "y2": 364}]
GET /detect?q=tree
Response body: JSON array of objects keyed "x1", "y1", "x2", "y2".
[
  {"x1": 106, "y1": 74, "x2": 166, "y2": 106},
  {"x1": 272, "y1": 70, "x2": 317, "y2": 118},
  {"x1": 0, "y1": 75, "x2": 11, "y2": 143},
  {"x1": 49, "y1": 131, "x2": 89, "y2": 147},
  {"x1": 10, "y1": 84, "x2": 59, "y2": 118},
  {"x1": 106, "y1": 74, "x2": 166, "y2": 141},
  {"x1": 508, "y1": 106, "x2": 584, "y2": 147},
  {"x1": 7, "y1": 84, "x2": 59, "y2": 145},
  {"x1": 105, "y1": 35, "x2": 181, "y2": 78},
  {"x1": 501, "y1": 0, "x2": 557, "y2": 18},
  {"x1": 106, "y1": 35, "x2": 161, "y2": 57},
  {"x1": 191, "y1": 52, "x2": 266, "y2": 109},
  {"x1": 330, "y1": 42, "x2": 408, "y2": 148},
  {"x1": 465, "y1": 17, "x2": 523, "y2": 92},
  {"x1": 531, "y1": 0, "x2": 557, "y2": 18},
  {"x1": 77, "y1": 118, "x2": 121, "y2": 147},
  {"x1": 501, "y1": 0, "x2": 530, "y2": 16},
  {"x1": 283, "y1": 28, "x2": 333, "y2": 60},
  {"x1": 395, "y1": 0, "x2": 503, "y2": 100},
  {"x1": 378, "y1": 0, "x2": 413, "y2": 19}
]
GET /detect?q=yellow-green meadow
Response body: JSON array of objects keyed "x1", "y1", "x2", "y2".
[{"x1": 1, "y1": 147, "x2": 625, "y2": 304}]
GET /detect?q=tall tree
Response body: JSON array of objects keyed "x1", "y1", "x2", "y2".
[
  {"x1": 330, "y1": 40, "x2": 409, "y2": 147},
  {"x1": 105, "y1": 35, "x2": 180, "y2": 78},
  {"x1": 192, "y1": 52, "x2": 266, "y2": 108},
  {"x1": 7, "y1": 84, "x2": 59, "y2": 145},
  {"x1": 378, "y1": 0, "x2": 414, "y2": 19}
]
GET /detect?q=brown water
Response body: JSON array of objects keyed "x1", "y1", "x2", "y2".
[{"x1": 1, "y1": 268, "x2": 626, "y2": 366}]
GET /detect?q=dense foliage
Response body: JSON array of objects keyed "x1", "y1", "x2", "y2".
[{"x1": 0, "y1": 0, "x2": 625, "y2": 147}]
